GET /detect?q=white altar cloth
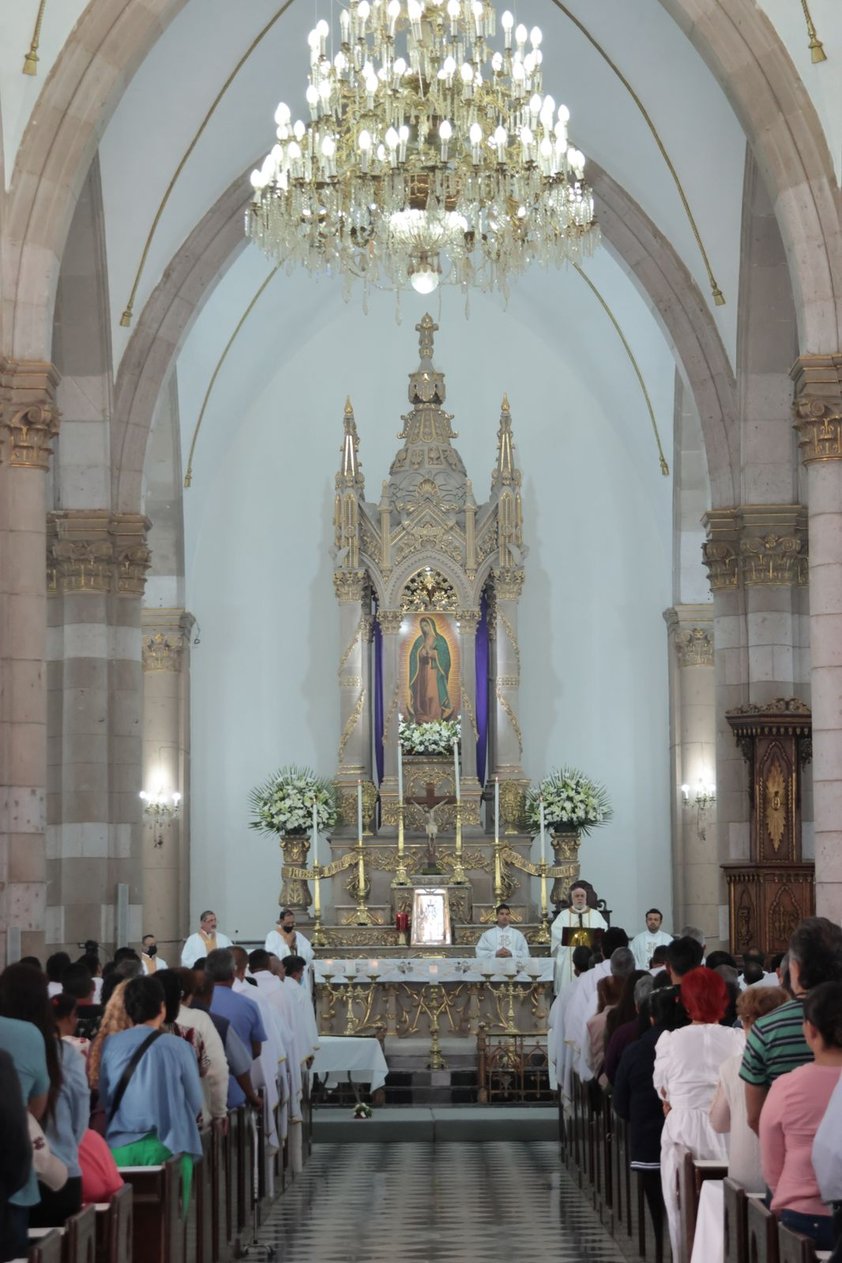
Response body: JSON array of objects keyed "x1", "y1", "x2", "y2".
[
  {"x1": 314, "y1": 957, "x2": 553, "y2": 984},
  {"x1": 311, "y1": 1036, "x2": 389, "y2": 1093}
]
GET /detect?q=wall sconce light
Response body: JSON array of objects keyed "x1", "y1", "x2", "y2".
[
  {"x1": 139, "y1": 789, "x2": 182, "y2": 848},
  {"x1": 680, "y1": 780, "x2": 717, "y2": 810}
]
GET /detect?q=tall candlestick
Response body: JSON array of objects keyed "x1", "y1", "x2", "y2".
[
  {"x1": 356, "y1": 779, "x2": 363, "y2": 843},
  {"x1": 397, "y1": 714, "x2": 404, "y2": 803},
  {"x1": 539, "y1": 796, "x2": 546, "y2": 866},
  {"x1": 355, "y1": 779, "x2": 372, "y2": 924},
  {"x1": 494, "y1": 775, "x2": 500, "y2": 844},
  {"x1": 454, "y1": 733, "x2": 461, "y2": 803},
  {"x1": 312, "y1": 799, "x2": 319, "y2": 864}
]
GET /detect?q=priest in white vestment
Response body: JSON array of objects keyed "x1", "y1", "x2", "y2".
[
  {"x1": 630, "y1": 909, "x2": 673, "y2": 969},
  {"x1": 265, "y1": 909, "x2": 314, "y2": 971},
  {"x1": 281, "y1": 955, "x2": 321, "y2": 1065},
  {"x1": 181, "y1": 910, "x2": 233, "y2": 967},
  {"x1": 475, "y1": 904, "x2": 529, "y2": 959},
  {"x1": 231, "y1": 947, "x2": 284, "y2": 1151},
  {"x1": 551, "y1": 882, "x2": 608, "y2": 991},
  {"x1": 140, "y1": 934, "x2": 168, "y2": 974}
]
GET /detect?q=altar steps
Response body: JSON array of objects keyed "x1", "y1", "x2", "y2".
[{"x1": 312, "y1": 1105, "x2": 559, "y2": 1144}]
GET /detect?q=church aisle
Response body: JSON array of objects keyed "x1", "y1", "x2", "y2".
[{"x1": 256, "y1": 1140, "x2": 628, "y2": 1262}]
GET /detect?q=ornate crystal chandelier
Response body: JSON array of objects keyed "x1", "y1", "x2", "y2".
[{"x1": 246, "y1": 0, "x2": 599, "y2": 296}]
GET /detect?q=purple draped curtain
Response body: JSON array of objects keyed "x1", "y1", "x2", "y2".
[{"x1": 475, "y1": 592, "x2": 489, "y2": 786}]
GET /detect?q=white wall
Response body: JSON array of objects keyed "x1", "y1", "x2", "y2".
[{"x1": 181, "y1": 263, "x2": 676, "y2": 939}]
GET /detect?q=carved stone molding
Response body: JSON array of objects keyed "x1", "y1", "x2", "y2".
[
  {"x1": 493, "y1": 566, "x2": 525, "y2": 601},
  {"x1": 673, "y1": 627, "x2": 714, "y2": 667},
  {"x1": 456, "y1": 608, "x2": 481, "y2": 630},
  {"x1": 702, "y1": 505, "x2": 808, "y2": 592},
  {"x1": 333, "y1": 569, "x2": 367, "y2": 602},
  {"x1": 792, "y1": 354, "x2": 842, "y2": 464},
  {"x1": 377, "y1": 609, "x2": 404, "y2": 635},
  {"x1": 141, "y1": 609, "x2": 195, "y2": 672},
  {"x1": 48, "y1": 511, "x2": 151, "y2": 597},
  {"x1": 0, "y1": 358, "x2": 60, "y2": 470}
]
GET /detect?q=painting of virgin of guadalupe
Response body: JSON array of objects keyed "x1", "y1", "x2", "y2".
[{"x1": 405, "y1": 615, "x2": 458, "y2": 722}]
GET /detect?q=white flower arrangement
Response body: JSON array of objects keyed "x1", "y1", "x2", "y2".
[
  {"x1": 249, "y1": 766, "x2": 337, "y2": 837},
  {"x1": 399, "y1": 718, "x2": 461, "y2": 755},
  {"x1": 526, "y1": 767, "x2": 613, "y2": 836}
]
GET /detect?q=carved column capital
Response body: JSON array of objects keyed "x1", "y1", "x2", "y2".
[
  {"x1": 377, "y1": 609, "x2": 404, "y2": 634},
  {"x1": 47, "y1": 511, "x2": 151, "y2": 597},
  {"x1": 0, "y1": 358, "x2": 60, "y2": 470},
  {"x1": 493, "y1": 566, "x2": 524, "y2": 601},
  {"x1": 702, "y1": 505, "x2": 808, "y2": 592},
  {"x1": 792, "y1": 353, "x2": 842, "y2": 463},
  {"x1": 333, "y1": 569, "x2": 367, "y2": 602},
  {"x1": 664, "y1": 606, "x2": 715, "y2": 667},
  {"x1": 456, "y1": 608, "x2": 481, "y2": 631},
  {"x1": 141, "y1": 609, "x2": 195, "y2": 672}
]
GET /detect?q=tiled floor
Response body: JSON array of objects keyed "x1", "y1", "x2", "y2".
[{"x1": 255, "y1": 1141, "x2": 628, "y2": 1262}]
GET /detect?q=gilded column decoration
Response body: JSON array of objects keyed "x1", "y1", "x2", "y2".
[
  {"x1": 702, "y1": 506, "x2": 808, "y2": 592},
  {"x1": 0, "y1": 359, "x2": 60, "y2": 469},
  {"x1": 142, "y1": 610, "x2": 195, "y2": 672},
  {"x1": 672, "y1": 626, "x2": 714, "y2": 667},
  {"x1": 333, "y1": 570, "x2": 367, "y2": 602},
  {"x1": 47, "y1": 512, "x2": 151, "y2": 597}
]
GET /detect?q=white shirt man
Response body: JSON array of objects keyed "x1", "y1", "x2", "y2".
[
  {"x1": 181, "y1": 910, "x2": 233, "y2": 967},
  {"x1": 475, "y1": 904, "x2": 530, "y2": 960},
  {"x1": 550, "y1": 883, "x2": 608, "y2": 991},
  {"x1": 630, "y1": 909, "x2": 673, "y2": 969},
  {"x1": 264, "y1": 911, "x2": 314, "y2": 970},
  {"x1": 140, "y1": 934, "x2": 168, "y2": 974}
]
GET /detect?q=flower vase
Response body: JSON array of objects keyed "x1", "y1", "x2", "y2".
[
  {"x1": 550, "y1": 830, "x2": 581, "y2": 904},
  {"x1": 279, "y1": 833, "x2": 312, "y2": 911}
]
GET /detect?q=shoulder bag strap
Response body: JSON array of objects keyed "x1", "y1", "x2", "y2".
[{"x1": 108, "y1": 1028, "x2": 164, "y2": 1123}]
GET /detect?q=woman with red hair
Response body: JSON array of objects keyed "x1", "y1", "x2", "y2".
[{"x1": 653, "y1": 968, "x2": 745, "y2": 1262}]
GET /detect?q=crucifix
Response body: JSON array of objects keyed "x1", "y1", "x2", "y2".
[{"x1": 408, "y1": 779, "x2": 457, "y2": 874}]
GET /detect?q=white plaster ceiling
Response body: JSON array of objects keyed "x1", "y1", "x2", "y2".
[{"x1": 92, "y1": 0, "x2": 747, "y2": 379}]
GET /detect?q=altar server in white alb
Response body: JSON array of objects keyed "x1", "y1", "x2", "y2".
[
  {"x1": 140, "y1": 933, "x2": 168, "y2": 974},
  {"x1": 475, "y1": 904, "x2": 530, "y2": 959},
  {"x1": 551, "y1": 881, "x2": 608, "y2": 991},
  {"x1": 181, "y1": 909, "x2": 233, "y2": 967},
  {"x1": 630, "y1": 909, "x2": 673, "y2": 970},
  {"x1": 265, "y1": 908, "x2": 314, "y2": 969}
]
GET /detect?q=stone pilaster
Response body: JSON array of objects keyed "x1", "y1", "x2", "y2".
[
  {"x1": 46, "y1": 511, "x2": 150, "y2": 954},
  {"x1": 702, "y1": 502, "x2": 810, "y2": 942},
  {"x1": 141, "y1": 608, "x2": 194, "y2": 961},
  {"x1": 793, "y1": 353, "x2": 842, "y2": 923},
  {"x1": 492, "y1": 567, "x2": 525, "y2": 780},
  {"x1": 377, "y1": 608, "x2": 403, "y2": 803},
  {"x1": 0, "y1": 358, "x2": 60, "y2": 964},
  {"x1": 334, "y1": 571, "x2": 369, "y2": 784},
  {"x1": 457, "y1": 608, "x2": 481, "y2": 786},
  {"x1": 663, "y1": 606, "x2": 717, "y2": 939}
]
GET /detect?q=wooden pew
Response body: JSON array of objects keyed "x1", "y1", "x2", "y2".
[
  {"x1": 94, "y1": 1185, "x2": 133, "y2": 1263},
  {"x1": 747, "y1": 1197, "x2": 779, "y2": 1263},
  {"x1": 723, "y1": 1177, "x2": 748, "y2": 1263},
  {"x1": 195, "y1": 1128, "x2": 214, "y2": 1263},
  {"x1": 778, "y1": 1223, "x2": 821, "y2": 1263},
  {"x1": 676, "y1": 1149, "x2": 727, "y2": 1263},
  {"x1": 119, "y1": 1157, "x2": 187, "y2": 1263},
  {"x1": 65, "y1": 1205, "x2": 96, "y2": 1263},
  {"x1": 27, "y1": 1230, "x2": 63, "y2": 1263},
  {"x1": 210, "y1": 1120, "x2": 229, "y2": 1263}
]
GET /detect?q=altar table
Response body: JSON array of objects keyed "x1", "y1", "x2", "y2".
[
  {"x1": 311, "y1": 1036, "x2": 389, "y2": 1093},
  {"x1": 314, "y1": 957, "x2": 554, "y2": 984}
]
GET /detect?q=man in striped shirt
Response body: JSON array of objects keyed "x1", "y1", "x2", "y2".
[{"x1": 741, "y1": 918, "x2": 842, "y2": 1133}]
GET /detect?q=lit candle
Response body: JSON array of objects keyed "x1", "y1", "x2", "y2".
[
  {"x1": 494, "y1": 775, "x2": 500, "y2": 844},
  {"x1": 357, "y1": 779, "x2": 363, "y2": 842},
  {"x1": 311, "y1": 798, "x2": 319, "y2": 864},
  {"x1": 539, "y1": 795, "x2": 546, "y2": 866},
  {"x1": 397, "y1": 713, "x2": 404, "y2": 802},
  {"x1": 454, "y1": 731, "x2": 461, "y2": 803}
]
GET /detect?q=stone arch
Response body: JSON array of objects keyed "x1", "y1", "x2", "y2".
[{"x1": 111, "y1": 163, "x2": 740, "y2": 520}]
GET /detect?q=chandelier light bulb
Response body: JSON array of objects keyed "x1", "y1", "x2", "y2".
[{"x1": 246, "y1": 0, "x2": 599, "y2": 301}]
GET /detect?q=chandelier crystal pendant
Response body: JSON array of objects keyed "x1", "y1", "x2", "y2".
[{"x1": 246, "y1": 0, "x2": 599, "y2": 296}]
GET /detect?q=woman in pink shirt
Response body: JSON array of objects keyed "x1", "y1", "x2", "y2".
[{"x1": 760, "y1": 980, "x2": 842, "y2": 1251}]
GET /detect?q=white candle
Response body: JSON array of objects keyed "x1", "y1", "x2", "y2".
[
  {"x1": 357, "y1": 780, "x2": 363, "y2": 841},
  {"x1": 397, "y1": 714, "x2": 404, "y2": 802},
  {"x1": 494, "y1": 775, "x2": 500, "y2": 843},
  {"x1": 311, "y1": 798, "x2": 319, "y2": 864},
  {"x1": 428, "y1": 963, "x2": 439, "y2": 977},
  {"x1": 454, "y1": 733, "x2": 461, "y2": 802},
  {"x1": 539, "y1": 795, "x2": 547, "y2": 865}
]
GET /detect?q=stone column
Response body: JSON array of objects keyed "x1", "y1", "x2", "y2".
[
  {"x1": 457, "y1": 607, "x2": 480, "y2": 784},
  {"x1": 492, "y1": 568, "x2": 525, "y2": 781},
  {"x1": 376, "y1": 609, "x2": 403, "y2": 829},
  {"x1": 141, "y1": 609, "x2": 194, "y2": 959},
  {"x1": 0, "y1": 359, "x2": 60, "y2": 964},
  {"x1": 793, "y1": 354, "x2": 842, "y2": 922},
  {"x1": 703, "y1": 503, "x2": 809, "y2": 942},
  {"x1": 334, "y1": 571, "x2": 369, "y2": 785},
  {"x1": 663, "y1": 606, "x2": 717, "y2": 936},
  {"x1": 46, "y1": 511, "x2": 150, "y2": 954}
]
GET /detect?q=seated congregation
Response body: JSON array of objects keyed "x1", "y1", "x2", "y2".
[
  {"x1": 0, "y1": 941, "x2": 318, "y2": 1263},
  {"x1": 550, "y1": 915, "x2": 842, "y2": 1263}
]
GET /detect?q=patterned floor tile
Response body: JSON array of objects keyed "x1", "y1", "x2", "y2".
[{"x1": 254, "y1": 1141, "x2": 627, "y2": 1262}]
